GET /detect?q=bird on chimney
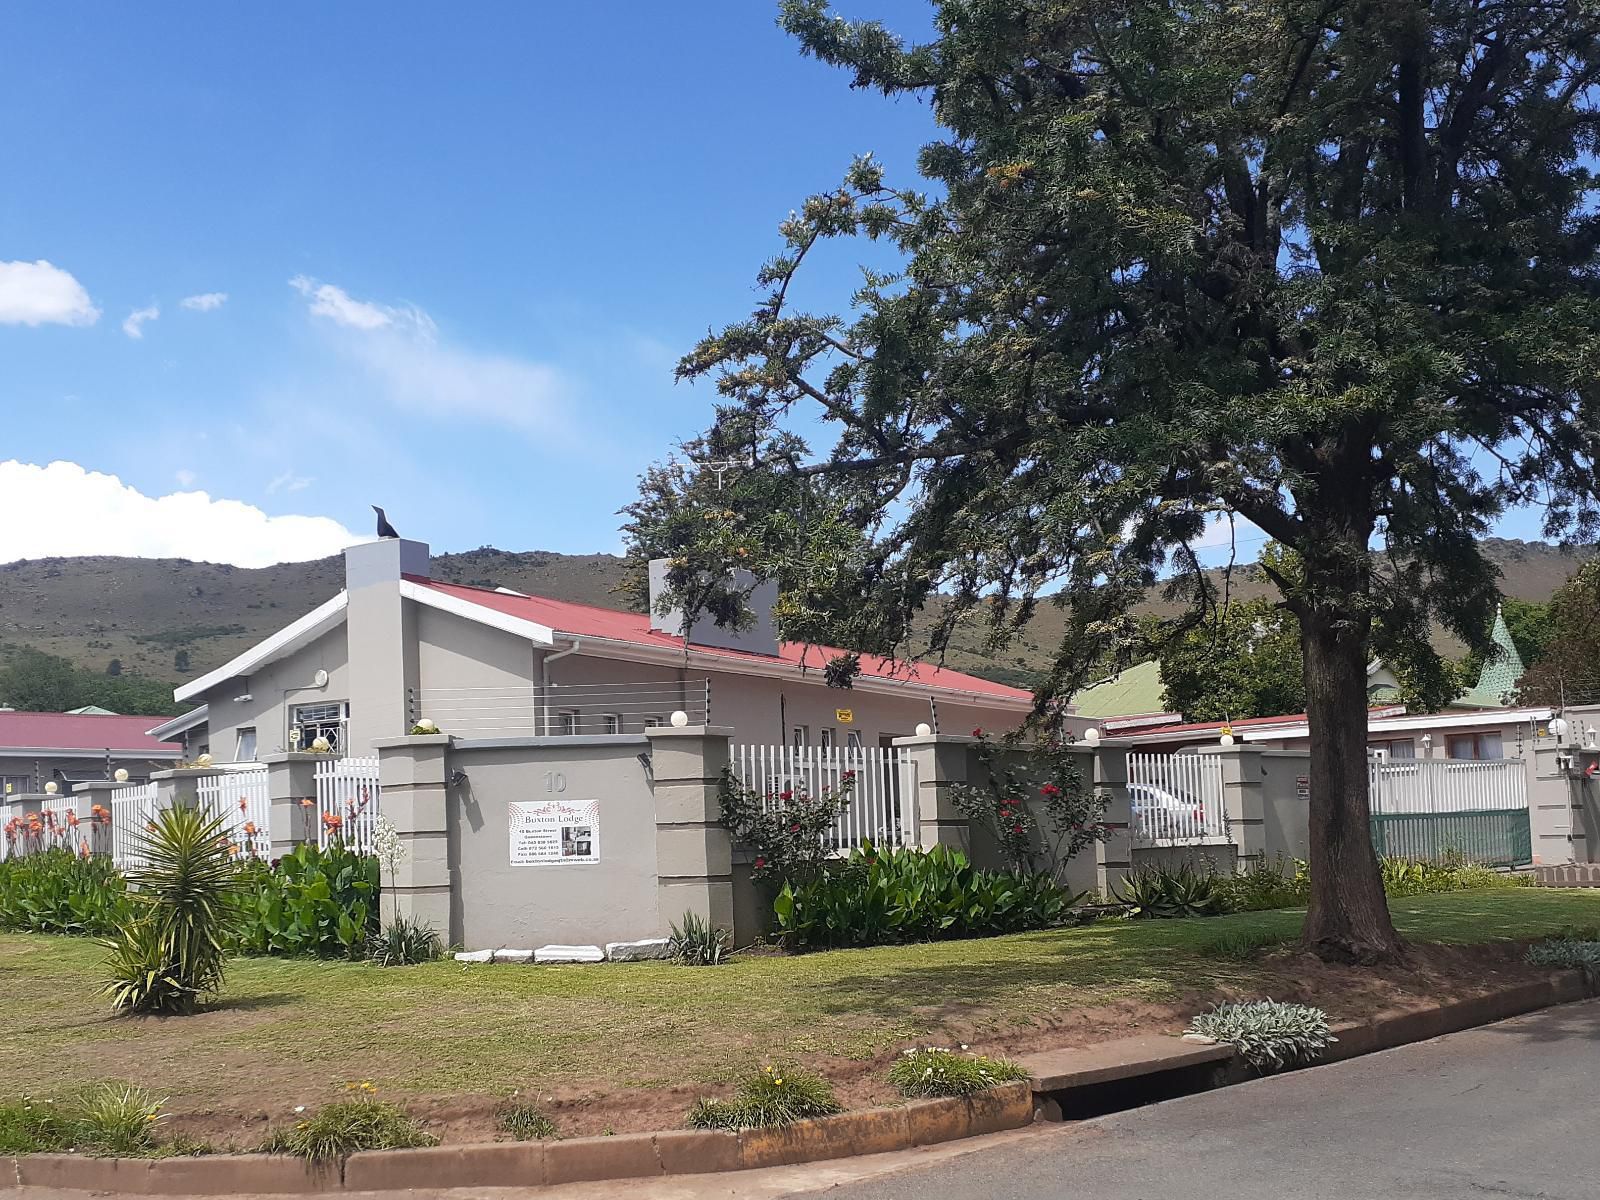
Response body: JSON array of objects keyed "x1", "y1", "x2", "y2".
[{"x1": 372, "y1": 505, "x2": 400, "y2": 539}]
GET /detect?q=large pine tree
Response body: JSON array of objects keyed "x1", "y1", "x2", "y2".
[{"x1": 628, "y1": 0, "x2": 1600, "y2": 961}]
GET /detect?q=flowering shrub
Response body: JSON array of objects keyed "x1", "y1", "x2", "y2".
[
  {"x1": 0, "y1": 847, "x2": 131, "y2": 936},
  {"x1": 235, "y1": 842, "x2": 379, "y2": 959},
  {"x1": 950, "y1": 730, "x2": 1109, "y2": 878},
  {"x1": 718, "y1": 767, "x2": 857, "y2": 886}
]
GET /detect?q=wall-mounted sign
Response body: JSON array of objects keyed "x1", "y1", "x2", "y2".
[
  {"x1": 1295, "y1": 776, "x2": 1310, "y2": 802},
  {"x1": 509, "y1": 799, "x2": 600, "y2": 866},
  {"x1": 835, "y1": 708, "x2": 855, "y2": 724}
]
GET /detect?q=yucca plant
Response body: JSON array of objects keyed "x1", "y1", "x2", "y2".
[
  {"x1": 366, "y1": 915, "x2": 443, "y2": 967},
  {"x1": 1113, "y1": 863, "x2": 1224, "y2": 919},
  {"x1": 668, "y1": 910, "x2": 730, "y2": 965},
  {"x1": 103, "y1": 804, "x2": 244, "y2": 1015}
]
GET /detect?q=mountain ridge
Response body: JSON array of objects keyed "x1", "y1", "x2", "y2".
[{"x1": 0, "y1": 538, "x2": 1586, "y2": 697}]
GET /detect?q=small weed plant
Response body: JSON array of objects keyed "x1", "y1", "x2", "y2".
[
  {"x1": 261, "y1": 1085, "x2": 436, "y2": 1160},
  {"x1": 366, "y1": 915, "x2": 443, "y2": 966},
  {"x1": 498, "y1": 1102, "x2": 559, "y2": 1140},
  {"x1": 0, "y1": 1084, "x2": 169, "y2": 1157},
  {"x1": 888, "y1": 1047, "x2": 1028, "y2": 1098},
  {"x1": 687, "y1": 1064, "x2": 841, "y2": 1130},
  {"x1": 668, "y1": 910, "x2": 731, "y2": 965},
  {"x1": 1213, "y1": 855, "x2": 1309, "y2": 912},
  {"x1": 1197, "y1": 929, "x2": 1294, "y2": 961},
  {"x1": 1187, "y1": 1000, "x2": 1335, "y2": 1072}
]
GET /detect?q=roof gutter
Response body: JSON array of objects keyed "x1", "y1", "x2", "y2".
[{"x1": 540, "y1": 637, "x2": 583, "y2": 736}]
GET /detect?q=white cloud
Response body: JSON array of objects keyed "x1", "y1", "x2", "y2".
[
  {"x1": 289, "y1": 275, "x2": 571, "y2": 438},
  {"x1": 266, "y1": 470, "x2": 313, "y2": 494},
  {"x1": 180, "y1": 291, "x2": 227, "y2": 312},
  {"x1": 122, "y1": 304, "x2": 160, "y2": 339},
  {"x1": 289, "y1": 274, "x2": 423, "y2": 332},
  {"x1": 0, "y1": 260, "x2": 99, "y2": 327},
  {"x1": 0, "y1": 460, "x2": 355, "y2": 568},
  {"x1": 175, "y1": 468, "x2": 197, "y2": 487}
]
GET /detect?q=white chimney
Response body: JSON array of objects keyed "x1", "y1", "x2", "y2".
[{"x1": 648, "y1": 558, "x2": 780, "y2": 657}]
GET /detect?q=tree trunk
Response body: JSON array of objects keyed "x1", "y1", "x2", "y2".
[{"x1": 1300, "y1": 608, "x2": 1407, "y2": 964}]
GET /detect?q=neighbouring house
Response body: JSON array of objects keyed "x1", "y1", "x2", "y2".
[
  {"x1": 163, "y1": 538, "x2": 1044, "y2": 763},
  {"x1": 0, "y1": 710, "x2": 183, "y2": 795}
]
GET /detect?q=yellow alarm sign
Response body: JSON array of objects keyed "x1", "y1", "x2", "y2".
[{"x1": 835, "y1": 708, "x2": 855, "y2": 724}]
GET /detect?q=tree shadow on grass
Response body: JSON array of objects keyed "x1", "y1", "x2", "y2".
[{"x1": 806, "y1": 926, "x2": 1243, "y2": 1021}]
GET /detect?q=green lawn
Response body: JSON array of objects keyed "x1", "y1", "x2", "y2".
[{"x1": 2, "y1": 889, "x2": 1596, "y2": 1115}]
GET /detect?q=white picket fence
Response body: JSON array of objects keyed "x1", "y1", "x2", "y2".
[
  {"x1": 1126, "y1": 751, "x2": 1229, "y2": 843},
  {"x1": 731, "y1": 745, "x2": 917, "y2": 851},
  {"x1": 110, "y1": 781, "x2": 162, "y2": 871},
  {"x1": 315, "y1": 756, "x2": 381, "y2": 852},
  {"x1": 196, "y1": 767, "x2": 272, "y2": 860},
  {"x1": 1369, "y1": 757, "x2": 1528, "y2": 814}
]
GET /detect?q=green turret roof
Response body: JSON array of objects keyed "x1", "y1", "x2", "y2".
[
  {"x1": 1456, "y1": 605, "x2": 1526, "y2": 709},
  {"x1": 1070, "y1": 660, "x2": 1170, "y2": 719}
]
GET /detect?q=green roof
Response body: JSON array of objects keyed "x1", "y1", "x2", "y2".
[
  {"x1": 1071, "y1": 660, "x2": 1169, "y2": 719},
  {"x1": 1456, "y1": 605, "x2": 1527, "y2": 709},
  {"x1": 65, "y1": 704, "x2": 118, "y2": 716}
]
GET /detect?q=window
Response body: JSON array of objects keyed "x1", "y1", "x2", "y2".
[
  {"x1": 1446, "y1": 732, "x2": 1504, "y2": 760},
  {"x1": 1, "y1": 775, "x2": 31, "y2": 796},
  {"x1": 791, "y1": 725, "x2": 809, "y2": 752},
  {"x1": 602, "y1": 713, "x2": 621, "y2": 735},
  {"x1": 234, "y1": 727, "x2": 258, "y2": 762},
  {"x1": 557, "y1": 710, "x2": 578, "y2": 736},
  {"x1": 1368, "y1": 738, "x2": 1415, "y2": 761},
  {"x1": 820, "y1": 728, "x2": 835, "y2": 751},
  {"x1": 643, "y1": 715, "x2": 664, "y2": 729},
  {"x1": 291, "y1": 702, "x2": 345, "y2": 753}
]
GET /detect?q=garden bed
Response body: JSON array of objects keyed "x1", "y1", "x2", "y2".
[{"x1": 2, "y1": 888, "x2": 1597, "y2": 1148}]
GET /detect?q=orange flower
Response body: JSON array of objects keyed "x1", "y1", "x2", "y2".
[
  {"x1": 67, "y1": 812, "x2": 80, "y2": 827},
  {"x1": 239, "y1": 798, "x2": 249, "y2": 811},
  {"x1": 146, "y1": 820, "x2": 157, "y2": 832},
  {"x1": 243, "y1": 821, "x2": 258, "y2": 836},
  {"x1": 299, "y1": 798, "x2": 313, "y2": 808},
  {"x1": 79, "y1": 843, "x2": 91, "y2": 859}
]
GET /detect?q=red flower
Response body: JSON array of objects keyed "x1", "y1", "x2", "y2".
[
  {"x1": 239, "y1": 798, "x2": 248, "y2": 811},
  {"x1": 971, "y1": 728, "x2": 984, "y2": 738},
  {"x1": 753, "y1": 856, "x2": 766, "y2": 869},
  {"x1": 789, "y1": 823, "x2": 801, "y2": 833},
  {"x1": 1040, "y1": 783, "x2": 1061, "y2": 797},
  {"x1": 1012, "y1": 824, "x2": 1024, "y2": 834},
  {"x1": 779, "y1": 789, "x2": 793, "y2": 802}
]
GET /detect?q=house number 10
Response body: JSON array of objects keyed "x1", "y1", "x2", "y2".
[{"x1": 543, "y1": 771, "x2": 568, "y2": 793}]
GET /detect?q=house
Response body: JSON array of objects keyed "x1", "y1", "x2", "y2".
[
  {"x1": 163, "y1": 538, "x2": 1042, "y2": 761},
  {"x1": 0, "y1": 710, "x2": 183, "y2": 795}
]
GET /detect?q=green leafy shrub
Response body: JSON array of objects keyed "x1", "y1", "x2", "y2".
[
  {"x1": 366, "y1": 915, "x2": 443, "y2": 966},
  {"x1": 719, "y1": 768, "x2": 857, "y2": 886},
  {"x1": 261, "y1": 1095, "x2": 436, "y2": 1160},
  {"x1": 1526, "y1": 937, "x2": 1600, "y2": 978},
  {"x1": 103, "y1": 805, "x2": 244, "y2": 1015},
  {"x1": 774, "y1": 842, "x2": 1075, "y2": 949},
  {"x1": 1114, "y1": 862, "x2": 1225, "y2": 919},
  {"x1": 1187, "y1": 1001, "x2": 1336, "y2": 1072},
  {"x1": 0, "y1": 847, "x2": 132, "y2": 936},
  {"x1": 235, "y1": 842, "x2": 380, "y2": 959},
  {"x1": 0, "y1": 1097, "x2": 74, "y2": 1154},
  {"x1": 1380, "y1": 854, "x2": 1515, "y2": 897},
  {"x1": 888, "y1": 1047, "x2": 1028, "y2": 1098},
  {"x1": 1213, "y1": 855, "x2": 1309, "y2": 912},
  {"x1": 668, "y1": 910, "x2": 730, "y2": 965},
  {"x1": 687, "y1": 1064, "x2": 841, "y2": 1130},
  {"x1": 498, "y1": 1103, "x2": 559, "y2": 1140}
]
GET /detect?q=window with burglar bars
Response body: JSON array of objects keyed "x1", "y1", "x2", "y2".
[{"x1": 291, "y1": 702, "x2": 347, "y2": 753}]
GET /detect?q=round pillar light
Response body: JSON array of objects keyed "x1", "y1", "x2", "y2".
[
  {"x1": 113, "y1": 768, "x2": 129, "y2": 783},
  {"x1": 915, "y1": 722, "x2": 933, "y2": 736},
  {"x1": 669, "y1": 710, "x2": 690, "y2": 728}
]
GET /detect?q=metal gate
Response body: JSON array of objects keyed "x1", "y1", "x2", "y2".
[{"x1": 1369, "y1": 758, "x2": 1531, "y2": 867}]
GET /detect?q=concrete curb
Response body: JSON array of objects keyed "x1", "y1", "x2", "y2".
[{"x1": 3, "y1": 974, "x2": 1587, "y2": 1195}]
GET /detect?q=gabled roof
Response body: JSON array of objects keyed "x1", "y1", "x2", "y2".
[
  {"x1": 0, "y1": 711, "x2": 183, "y2": 757},
  {"x1": 147, "y1": 705, "x2": 209, "y2": 741},
  {"x1": 174, "y1": 592, "x2": 347, "y2": 703},
  {"x1": 406, "y1": 576, "x2": 1034, "y2": 705},
  {"x1": 1070, "y1": 661, "x2": 1172, "y2": 720}
]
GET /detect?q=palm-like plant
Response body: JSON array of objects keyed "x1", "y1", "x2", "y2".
[{"x1": 103, "y1": 803, "x2": 244, "y2": 1014}]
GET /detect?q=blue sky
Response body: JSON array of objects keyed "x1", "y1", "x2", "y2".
[
  {"x1": 0, "y1": 2, "x2": 941, "y2": 565},
  {"x1": 0, "y1": 2, "x2": 1548, "y2": 568}
]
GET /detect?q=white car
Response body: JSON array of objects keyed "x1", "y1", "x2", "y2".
[{"x1": 1129, "y1": 782, "x2": 1209, "y2": 839}]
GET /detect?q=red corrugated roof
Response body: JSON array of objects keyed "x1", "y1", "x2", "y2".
[
  {"x1": 0, "y1": 711, "x2": 183, "y2": 754},
  {"x1": 409, "y1": 577, "x2": 1033, "y2": 703}
]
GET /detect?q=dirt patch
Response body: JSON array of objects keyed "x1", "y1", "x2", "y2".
[{"x1": 159, "y1": 937, "x2": 1558, "y2": 1147}]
